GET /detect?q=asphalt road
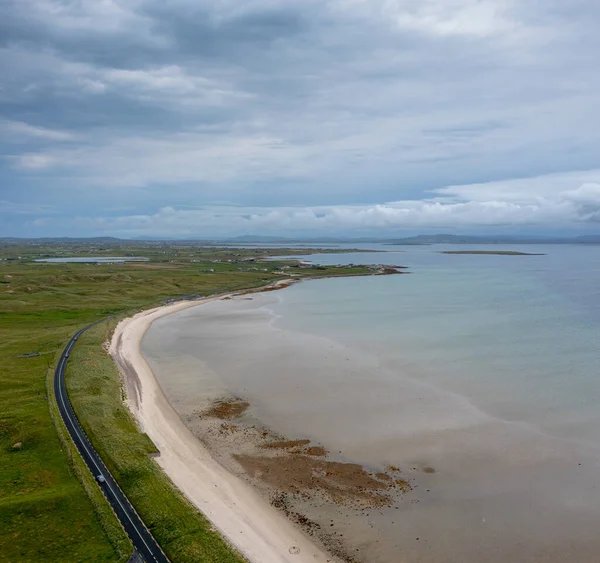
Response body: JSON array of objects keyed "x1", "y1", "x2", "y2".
[{"x1": 54, "y1": 320, "x2": 170, "y2": 563}]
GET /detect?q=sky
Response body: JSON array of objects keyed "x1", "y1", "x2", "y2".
[{"x1": 1, "y1": 0, "x2": 600, "y2": 238}]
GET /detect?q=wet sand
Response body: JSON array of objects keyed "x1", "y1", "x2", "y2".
[{"x1": 142, "y1": 289, "x2": 600, "y2": 563}]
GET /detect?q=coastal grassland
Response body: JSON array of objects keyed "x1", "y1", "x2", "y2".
[
  {"x1": 66, "y1": 322, "x2": 244, "y2": 562},
  {"x1": 0, "y1": 311, "x2": 130, "y2": 562},
  {"x1": 0, "y1": 243, "x2": 374, "y2": 561},
  {"x1": 0, "y1": 239, "x2": 372, "y2": 264}
]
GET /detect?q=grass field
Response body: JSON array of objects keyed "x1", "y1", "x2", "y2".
[
  {"x1": 67, "y1": 323, "x2": 244, "y2": 562},
  {"x1": 0, "y1": 241, "x2": 373, "y2": 562}
]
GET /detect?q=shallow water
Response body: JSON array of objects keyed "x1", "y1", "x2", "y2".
[
  {"x1": 143, "y1": 244, "x2": 600, "y2": 562},
  {"x1": 35, "y1": 256, "x2": 148, "y2": 263}
]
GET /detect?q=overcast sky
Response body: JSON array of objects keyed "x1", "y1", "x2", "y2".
[{"x1": 1, "y1": 0, "x2": 600, "y2": 238}]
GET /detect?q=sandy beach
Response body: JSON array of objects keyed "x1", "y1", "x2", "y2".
[{"x1": 109, "y1": 283, "x2": 336, "y2": 563}]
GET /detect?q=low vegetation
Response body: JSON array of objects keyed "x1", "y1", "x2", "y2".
[
  {"x1": 67, "y1": 323, "x2": 244, "y2": 562},
  {"x1": 0, "y1": 241, "x2": 373, "y2": 562}
]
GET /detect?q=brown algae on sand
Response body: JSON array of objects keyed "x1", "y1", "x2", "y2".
[
  {"x1": 301, "y1": 446, "x2": 328, "y2": 457},
  {"x1": 233, "y1": 453, "x2": 401, "y2": 508},
  {"x1": 200, "y1": 397, "x2": 410, "y2": 508},
  {"x1": 201, "y1": 398, "x2": 250, "y2": 420},
  {"x1": 196, "y1": 395, "x2": 416, "y2": 560},
  {"x1": 261, "y1": 439, "x2": 311, "y2": 450}
]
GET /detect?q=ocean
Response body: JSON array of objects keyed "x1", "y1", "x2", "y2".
[{"x1": 143, "y1": 244, "x2": 600, "y2": 562}]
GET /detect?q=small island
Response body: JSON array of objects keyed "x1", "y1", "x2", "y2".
[{"x1": 439, "y1": 250, "x2": 545, "y2": 256}]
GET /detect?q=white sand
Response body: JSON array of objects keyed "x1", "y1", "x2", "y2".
[{"x1": 109, "y1": 288, "x2": 334, "y2": 563}]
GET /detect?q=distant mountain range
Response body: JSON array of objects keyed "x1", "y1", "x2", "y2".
[
  {"x1": 213, "y1": 234, "x2": 600, "y2": 245},
  {"x1": 382, "y1": 234, "x2": 600, "y2": 245},
  {"x1": 3, "y1": 234, "x2": 600, "y2": 245},
  {"x1": 0, "y1": 236, "x2": 123, "y2": 244}
]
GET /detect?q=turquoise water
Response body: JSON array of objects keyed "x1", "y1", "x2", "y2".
[
  {"x1": 274, "y1": 245, "x2": 600, "y2": 448},
  {"x1": 144, "y1": 243, "x2": 600, "y2": 562}
]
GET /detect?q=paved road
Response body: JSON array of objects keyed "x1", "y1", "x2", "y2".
[{"x1": 54, "y1": 320, "x2": 170, "y2": 563}]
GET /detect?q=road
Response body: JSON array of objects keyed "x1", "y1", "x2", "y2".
[{"x1": 54, "y1": 320, "x2": 170, "y2": 563}]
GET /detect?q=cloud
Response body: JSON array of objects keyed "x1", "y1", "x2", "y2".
[
  {"x1": 94, "y1": 65, "x2": 253, "y2": 107},
  {"x1": 13, "y1": 154, "x2": 57, "y2": 170},
  {"x1": 0, "y1": 200, "x2": 56, "y2": 215},
  {"x1": 436, "y1": 171, "x2": 600, "y2": 204},
  {"x1": 1, "y1": 120, "x2": 77, "y2": 141},
  {"x1": 1, "y1": 0, "x2": 159, "y2": 43},
  {"x1": 26, "y1": 171, "x2": 600, "y2": 236},
  {"x1": 383, "y1": 0, "x2": 519, "y2": 38},
  {"x1": 1, "y1": 0, "x2": 600, "y2": 236},
  {"x1": 561, "y1": 183, "x2": 600, "y2": 221}
]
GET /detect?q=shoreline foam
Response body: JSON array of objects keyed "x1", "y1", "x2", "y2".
[{"x1": 109, "y1": 281, "x2": 337, "y2": 563}]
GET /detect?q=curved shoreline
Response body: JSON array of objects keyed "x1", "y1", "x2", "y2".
[{"x1": 109, "y1": 281, "x2": 335, "y2": 563}]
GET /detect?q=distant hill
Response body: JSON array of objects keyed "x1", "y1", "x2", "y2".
[
  {"x1": 227, "y1": 235, "x2": 298, "y2": 243},
  {"x1": 0, "y1": 236, "x2": 123, "y2": 244},
  {"x1": 225, "y1": 235, "x2": 389, "y2": 243},
  {"x1": 3, "y1": 234, "x2": 600, "y2": 245},
  {"x1": 572, "y1": 235, "x2": 600, "y2": 243},
  {"x1": 386, "y1": 234, "x2": 600, "y2": 245},
  {"x1": 225, "y1": 234, "x2": 600, "y2": 245}
]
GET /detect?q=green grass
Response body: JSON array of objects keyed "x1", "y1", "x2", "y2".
[
  {"x1": 0, "y1": 243, "x2": 374, "y2": 562},
  {"x1": 66, "y1": 323, "x2": 243, "y2": 562},
  {"x1": 0, "y1": 319, "x2": 129, "y2": 563}
]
